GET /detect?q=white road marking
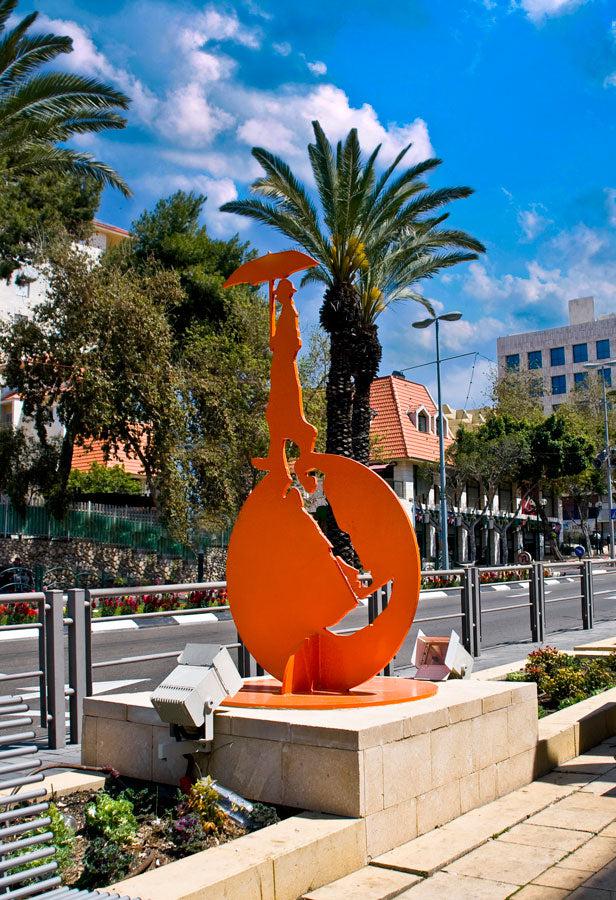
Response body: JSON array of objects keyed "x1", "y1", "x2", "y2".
[
  {"x1": 0, "y1": 628, "x2": 38, "y2": 641},
  {"x1": 419, "y1": 591, "x2": 448, "y2": 600},
  {"x1": 91, "y1": 620, "x2": 139, "y2": 633},
  {"x1": 489, "y1": 584, "x2": 511, "y2": 591},
  {"x1": 172, "y1": 613, "x2": 217, "y2": 624}
]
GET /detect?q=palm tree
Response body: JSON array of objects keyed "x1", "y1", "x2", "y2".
[
  {"x1": 222, "y1": 123, "x2": 484, "y2": 555},
  {"x1": 0, "y1": 0, "x2": 130, "y2": 195}
]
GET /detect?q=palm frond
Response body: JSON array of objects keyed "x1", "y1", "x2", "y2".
[
  {"x1": 308, "y1": 121, "x2": 337, "y2": 234},
  {"x1": 220, "y1": 198, "x2": 328, "y2": 264},
  {"x1": 8, "y1": 145, "x2": 131, "y2": 196},
  {"x1": 0, "y1": 32, "x2": 72, "y2": 86},
  {"x1": 0, "y1": 1, "x2": 19, "y2": 33},
  {"x1": 0, "y1": 73, "x2": 129, "y2": 124}
]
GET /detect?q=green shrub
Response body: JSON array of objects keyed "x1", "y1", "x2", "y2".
[
  {"x1": 506, "y1": 646, "x2": 616, "y2": 714},
  {"x1": 248, "y1": 802, "x2": 280, "y2": 831},
  {"x1": 84, "y1": 791, "x2": 138, "y2": 845},
  {"x1": 77, "y1": 837, "x2": 133, "y2": 889},
  {"x1": 47, "y1": 803, "x2": 77, "y2": 875}
]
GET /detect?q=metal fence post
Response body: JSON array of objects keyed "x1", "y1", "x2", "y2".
[
  {"x1": 461, "y1": 566, "x2": 478, "y2": 657},
  {"x1": 382, "y1": 583, "x2": 392, "y2": 676},
  {"x1": 67, "y1": 588, "x2": 86, "y2": 744},
  {"x1": 237, "y1": 631, "x2": 250, "y2": 678},
  {"x1": 581, "y1": 559, "x2": 594, "y2": 630},
  {"x1": 84, "y1": 588, "x2": 93, "y2": 697},
  {"x1": 529, "y1": 562, "x2": 546, "y2": 643},
  {"x1": 44, "y1": 590, "x2": 65, "y2": 750},
  {"x1": 37, "y1": 595, "x2": 47, "y2": 729}
]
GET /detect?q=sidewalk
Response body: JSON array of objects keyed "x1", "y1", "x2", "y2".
[{"x1": 306, "y1": 737, "x2": 616, "y2": 898}]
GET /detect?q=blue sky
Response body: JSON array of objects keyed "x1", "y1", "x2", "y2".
[{"x1": 20, "y1": 0, "x2": 616, "y2": 406}]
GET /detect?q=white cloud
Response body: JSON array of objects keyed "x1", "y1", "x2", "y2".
[
  {"x1": 464, "y1": 224, "x2": 616, "y2": 316},
  {"x1": 176, "y1": 30, "x2": 237, "y2": 83},
  {"x1": 38, "y1": 16, "x2": 158, "y2": 123},
  {"x1": 234, "y1": 84, "x2": 433, "y2": 177},
  {"x1": 273, "y1": 41, "x2": 292, "y2": 56},
  {"x1": 191, "y1": 7, "x2": 261, "y2": 48},
  {"x1": 518, "y1": 206, "x2": 551, "y2": 241},
  {"x1": 307, "y1": 60, "x2": 327, "y2": 76},
  {"x1": 519, "y1": 0, "x2": 588, "y2": 22},
  {"x1": 157, "y1": 83, "x2": 235, "y2": 147}
]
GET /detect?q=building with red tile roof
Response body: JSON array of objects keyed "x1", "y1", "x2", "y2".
[{"x1": 369, "y1": 373, "x2": 451, "y2": 464}]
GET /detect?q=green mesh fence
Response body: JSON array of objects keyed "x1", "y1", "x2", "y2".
[{"x1": 0, "y1": 503, "x2": 229, "y2": 560}]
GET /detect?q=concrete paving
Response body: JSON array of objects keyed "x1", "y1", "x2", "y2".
[{"x1": 310, "y1": 737, "x2": 616, "y2": 899}]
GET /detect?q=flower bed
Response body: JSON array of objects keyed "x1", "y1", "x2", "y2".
[
  {"x1": 0, "y1": 600, "x2": 38, "y2": 625},
  {"x1": 506, "y1": 646, "x2": 616, "y2": 717},
  {"x1": 92, "y1": 587, "x2": 227, "y2": 617},
  {"x1": 34, "y1": 774, "x2": 278, "y2": 891},
  {"x1": 421, "y1": 567, "x2": 552, "y2": 591}
]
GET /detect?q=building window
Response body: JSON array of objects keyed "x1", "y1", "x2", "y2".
[
  {"x1": 417, "y1": 412, "x2": 429, "y2": 433},
  {"x1": 574, "y1": 372, "x2": 588, "y2": 389},
  {"x1": 600, "y1": 367, "x2": 612, "y2": 387},
  {"x1": 550, "y1": 346, "x2": 565, "y2": 367},
  {"x1": 597, "y1": 339, "x2": 611, "y2": 360},
  {"x1": 506, "y1": 354, "x2": 519, "y2": 371},
  {"x1": 551, "y1": 374, "x2": 566, "y2": 395},
  {"x1": 572, "y1": 343, "x2": 588, "y2": 363},
  {"x1": 527, "y1": 350, "x2": 542, "y2": 369}
]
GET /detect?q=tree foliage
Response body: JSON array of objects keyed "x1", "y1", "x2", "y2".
[
  {"x1": 0, "y1": 425, "x2": 59, "y2": 513},
  {"x1": 68, "y1": 462, "x2": 141, "y2": 496},
  {"x1": 114, "y1": 191, "x2": 271, "y2": 532},
  {"x1": 0, "y1": 168, "x2": 101, "y2": 279},
  {"x1": 0, "y1": 243, "x2": 185, "y2": 525}
]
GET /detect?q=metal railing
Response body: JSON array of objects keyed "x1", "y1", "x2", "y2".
[{"x1": 2, "y1": 559, "x2": 616, "y2": 750}]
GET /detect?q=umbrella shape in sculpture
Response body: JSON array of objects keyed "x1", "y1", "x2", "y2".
[{"x1": 224, "y1": 250, "x2": 318, "y2": 337}]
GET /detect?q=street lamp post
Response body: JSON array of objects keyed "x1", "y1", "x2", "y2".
[
  {"x1": 584, "y1": 360, "x2": 616, "y2": 559},
  {"x1": 412, "y1": 311, "x2": 462, "y2": 569}
]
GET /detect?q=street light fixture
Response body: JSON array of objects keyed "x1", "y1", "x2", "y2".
[
  {"x1": 584, "y1": 359, "x2": 616, "y2": 559},
  {"x1": 412, "y1": 311, "x2": 463, "y2": 569}
]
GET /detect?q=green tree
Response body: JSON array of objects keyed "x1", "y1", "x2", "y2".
[
  {"x1": 0, "y1": 243, "x2": 185, "y2": 527},
  {"x1": 128, "y1": 191, "x2": 251, "y2": 340},
  {"x1": 221, "y1": 122, "x2": 484, "y2": 469},
  {"x1": 0, "y1": 168, "x2": 101, "y2": 279},
  {"x1": 0, "y1": 426, "x2": 59, "y2": 513},
  {"x1": 68, "y1": 462, "x2": 141, "y2": 496},
  {"x1": 0, "y1": 0, "x2": 130, "y2": 194},
  {"x1": 116, "y1": 191, "x2": 271, "y2": 531}
]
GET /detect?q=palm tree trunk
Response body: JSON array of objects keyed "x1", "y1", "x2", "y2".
[
  {"x1": 351, "y1": 323, "x2": 382, "y2": 465},
  {"x1": 320, "y1": 280, "x2": 361, "y2": 560}
]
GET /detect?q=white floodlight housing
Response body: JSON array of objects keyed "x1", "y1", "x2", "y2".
[
  {"x1": 152, "y1": 644, "x2": 243, "y2": 740},
  {"x1": 411, "y1": 629, "x2": 474, "y2": 681}
]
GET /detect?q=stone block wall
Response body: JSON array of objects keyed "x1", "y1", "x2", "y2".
[{"x1": 0, "y1": 536, "x2": 227, "y2": 586}]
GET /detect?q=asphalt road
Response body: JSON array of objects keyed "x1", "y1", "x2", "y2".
[{"x1": 3, "y1": 568, "x2": 616, "y2": 734}]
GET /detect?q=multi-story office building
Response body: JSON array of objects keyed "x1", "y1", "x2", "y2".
[{"x1": 497, "y1": 297, "x2": 616, "y2": 413}]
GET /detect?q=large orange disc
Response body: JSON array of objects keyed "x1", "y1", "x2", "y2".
[{"x1": 226, "y1": 451, "x2": 421, "y2": 692}]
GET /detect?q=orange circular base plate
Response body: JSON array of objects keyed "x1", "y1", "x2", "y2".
[{"x1": 222, "y1": 676, "x2": 438, "y2": 710}]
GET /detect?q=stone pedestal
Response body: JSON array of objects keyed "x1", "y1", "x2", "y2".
[{"x1": 83, "y1": 679, "x2": 538, "y2": 859}]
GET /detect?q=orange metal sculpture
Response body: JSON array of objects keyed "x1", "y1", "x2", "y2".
[{"x1": 223, "y1": 251, "x2": 436, "y2": 708}]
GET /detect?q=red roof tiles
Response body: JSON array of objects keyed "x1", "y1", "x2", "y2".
[
  {"x1": 72, "y1": 441, "x2": 143, "y2": 476},
  {"x1": 369, "y1": 375, "x2": 452, "y2": 463}
]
